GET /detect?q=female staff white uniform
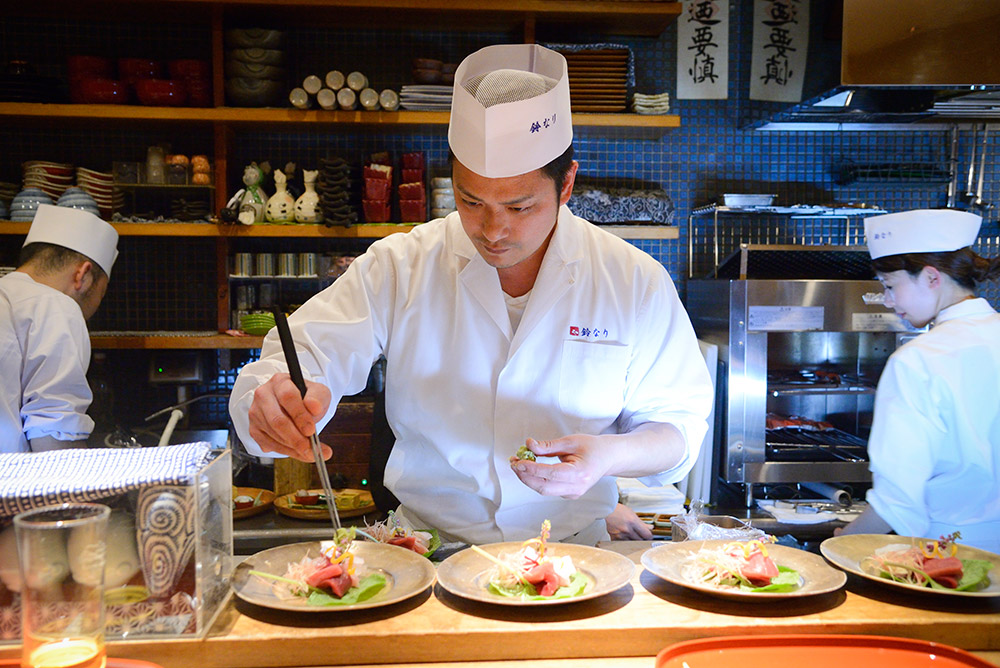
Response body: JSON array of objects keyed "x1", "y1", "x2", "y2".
[
  {"x1": 0, "y1": 204, "x2": 119, "y2": 453},
  {"x1": 839, "y1": 209, "x2": 1000, "y2": 553},
  {"x1": 229, "y1": 44, "x2": 713, "y2": 545}
]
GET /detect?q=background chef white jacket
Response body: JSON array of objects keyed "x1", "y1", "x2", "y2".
[
  {"x1": 0, "y1": 272, "x2": 94, "y2": 453},
  {"x1": 866, "y1": 298, "x2": 1000, "y2": 553},
  {"x1": 230, "y1": 206, "x2": 713, "y2": 544}
]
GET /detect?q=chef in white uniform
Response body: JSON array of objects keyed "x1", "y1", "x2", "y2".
[
  {"x1": 229, "y1": 44, "x2": 713, "y2": 545},
  {"x1": 838, "y1": 209, "x2": 1000, "y2": 553},
  {"x1": 0, "y1": 204, "x2": 119, "y2": 453}
]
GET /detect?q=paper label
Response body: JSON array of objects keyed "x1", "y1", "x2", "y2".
[
  {"x1": 851, "y1": 313, "x2": 915, "y2": 332},
  {"x1": 748, "y1": 306, "x2": 824, "y2": 331},
  {"x1": 677, "y1": 0, "x2": 729, "y2": 100}
]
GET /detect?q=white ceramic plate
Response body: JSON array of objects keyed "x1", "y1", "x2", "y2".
[
  {"x1": 820, "y1": 534, "x2": 1000, "y2": 598},
  {"x1": 641, "y1": 539, "x2": 846, "y2": 600},
  {"x1": 232, "y1": 541, "x2": 436, "y2": 612},
  {"x1": 436, "y1": 542, "x2": 634, "y2": 606}
]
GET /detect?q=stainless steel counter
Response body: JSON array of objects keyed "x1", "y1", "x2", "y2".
[{"x1": 232, "y1": 507, "x2": 385, "y2": 555}]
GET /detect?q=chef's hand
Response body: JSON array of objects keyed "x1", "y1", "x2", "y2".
[
  {"x1": 248, "y1": 372, "x2": 332, "y2": 461},
  {"x1": 509, "y1": 436, "x2": 611, "y2": 499},
  {"x1": 606, "y1": 503, "x2": 654, "y2": 540}
]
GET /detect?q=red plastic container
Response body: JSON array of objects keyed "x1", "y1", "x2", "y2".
[
  {"x1": 399, "y1": 198, "x2": 426, "y2": 223},
  {"x1": 135, "y1": 79, "x2": 188, "y2": 106},
  {"x1": 362, "y1": 199, "x2": 391, "y2": 223},
  {"x1": 656, "y1": 635, "x2": 996, "y2": 668}
]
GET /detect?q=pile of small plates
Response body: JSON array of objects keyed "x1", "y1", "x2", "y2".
[
  {"x1": 399, "y1": 85, "x2": 452, "y2": 111},
  {"x1": 23, "y1": 161, "x2": 74, "y2": 200},
  {"x1": 558, "y1": 48, "x2": 630, "y2": 113},
  {"x1": 632, "y1": 92, "x2": 670, "y2": 115},
  {"x1": 76, "y1": 167, "x2": 120, "y2": 219},
  {"x1": 240, "y1": 310, "x2": 276, "y2": 336}
]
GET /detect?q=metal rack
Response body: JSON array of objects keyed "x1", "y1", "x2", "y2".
[{"x1": 687, "y1": 204, "x2": 887, "y2": 279}]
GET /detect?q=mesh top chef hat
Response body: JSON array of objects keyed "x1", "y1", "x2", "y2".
[
  {"x1": 23, "y1": 204, "x2": 119, "y2": 277},
  {"x1": 865, "y1": 209, "x2": 982, "y2": 260},
  {"x1": 449, "y1": 44, "x2": 573, "y2": 178}
]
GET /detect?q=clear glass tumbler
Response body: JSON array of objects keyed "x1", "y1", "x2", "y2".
[{"x1": 15, "y1": 503, "x2": 111, "y2": 668}]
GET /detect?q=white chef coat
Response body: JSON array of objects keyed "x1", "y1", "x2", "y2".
[
  {"x1": 0, "y1": 271, "x2": 94, "y2": 453},
  {"x1": 866, "y1": 298, "x2": 1000, "y2": 553},
  {"x1": 230, "y1": 206, "x2": 713, "y2": 544}
]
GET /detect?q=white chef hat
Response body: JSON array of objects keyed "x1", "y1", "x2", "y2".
[
  {"x1": 23, "y1": 204, "x2": 119, "y2": 277},
  {"x1": 865, "y1": 209, "x2": 982, "y2": 260},
  {"x1": 449, "y1": 44, "x2": 573, "y2": 178}
]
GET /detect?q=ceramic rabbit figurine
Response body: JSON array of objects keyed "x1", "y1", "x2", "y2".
[
  {"x1": 238, "y1": 163, "x2": 267, "y2": 225},
  {"x1": 294, "y1": 169, "x2": 321, "y2": 223},
  {"x1": 265, "y1": 168, "x2": 296, "y2": 223}
]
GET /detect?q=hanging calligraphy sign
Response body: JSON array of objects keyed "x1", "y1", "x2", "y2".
[
  {"x1": 677, "y1": 0, "x2": 729, "y2": 100},
  {"x1": 749, "y1": 0, "x2": 809, "y2": 102}
]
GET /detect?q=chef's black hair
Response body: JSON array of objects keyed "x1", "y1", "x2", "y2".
[
  {"x1": 448, "y1": 144, "x2": 576, "y2": 198},
  {"x1": 872, "y1": 247, "x2": 1000, "y2": 291},
  {"x1": 19, "y1": 242, "x2": 109, "y2": 282}
]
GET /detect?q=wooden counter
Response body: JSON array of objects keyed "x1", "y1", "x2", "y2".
[{"x1": 2, "y1": 542, "x2": 997, "y2": 668}]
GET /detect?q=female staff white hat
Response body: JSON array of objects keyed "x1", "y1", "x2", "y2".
[
  {"x1": 865, "y1": 209, "x2": 982, "y2": 260},
  {"x1": 22, "y1": 204, "x2": 119, "y2": 277},
  {"x1": 448, "y1": 43, "x2": 572, "y2": 179}
]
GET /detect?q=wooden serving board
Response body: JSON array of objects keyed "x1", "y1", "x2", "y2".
[{"x1": 273, "y1": 488, "x2": 375, "y2": 520}]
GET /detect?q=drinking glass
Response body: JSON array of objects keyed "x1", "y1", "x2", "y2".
[{"x1": 15, "y1": 503, "x2": 111, "y2": 668}]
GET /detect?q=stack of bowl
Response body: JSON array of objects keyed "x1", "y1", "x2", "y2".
[
  {"x1": 23, "y1": 161, "x2": 74, "y2": 201},
  {"x1": 319, "y1": 157, "x2": 357, "y2": 227},
  {"x1": 0, "y1": 181, "x2": 20, "y2": 212},
  {"x1": 240, "y1": 310, "x2": 276, "y2": 336},
  {"x1": 225, "y1": 29, "x2": 287, "y2": 107},
  {"x1": 9, "y1": 188, "x2": 53, "y2": 222},
  {"x1": 76, "y1": 167, "x2": 119, "y2": 219},
  {"x1": 56, "y1": 187, "x2": 100, "y2": 217}
]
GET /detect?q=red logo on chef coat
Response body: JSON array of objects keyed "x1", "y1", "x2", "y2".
[{"x1": 569, "y1": 326, "x2": 580, "y2": 336}]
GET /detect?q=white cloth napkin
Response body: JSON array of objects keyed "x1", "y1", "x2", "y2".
[
  {"x1": 616, "y1": 478, "x2": 687, "y2": 514},
  {"x1": 757, "y1": 499, "x2": 863, "y2": 525},
  {"x1": 0, "y1": 442, "x2": 214, "y2": 519}
]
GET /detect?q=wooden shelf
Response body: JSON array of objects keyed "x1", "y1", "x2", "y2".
[
  {"x1": 0, "y1": 104, "x2": 679, "y2": 129},
  {"x1": 0, "y1": 220, "x2": 675, "y2": 240},
  {"x1": 90, "y1": 334, "x2": 263, "y2": 349},
  {"x1": 10, "y1": 0, "x2": 682, "y2": 36},
  {"x1": 0, "y1": 220, "x2": 418, "y2": 238}
]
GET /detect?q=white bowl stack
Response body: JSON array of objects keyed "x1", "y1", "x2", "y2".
[
  {"x1": 23, "y1": 161, "x2": 74, "y2": 201},
  {"x1": 76, "y1": 167, "x2": 119, "y2": 219}
]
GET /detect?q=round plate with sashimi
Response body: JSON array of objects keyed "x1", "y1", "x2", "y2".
[
  {"x1": 642, "y1": 539, "x2": 846, "y2": 600},
  {"x1": 820, "y1": 534, "x2": 1000, "y2": 598},
  {"x1": 232, "y1": 540, "x2": 436, "y2": 612},
  {"x1": 436, "y1": 542, "x2": 635, "y2": 606}
]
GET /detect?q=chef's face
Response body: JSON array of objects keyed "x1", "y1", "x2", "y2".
[
  {"x1": 877, "y1": 269, "x2": 938, "y2": 328},
  {"x1": 452, "y1": 158, "x2": 577, "y2": 270}
]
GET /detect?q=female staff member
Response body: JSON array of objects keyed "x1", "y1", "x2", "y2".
[{"x1": 838, "y1": 209, "x2": 1000, "y2": 553}]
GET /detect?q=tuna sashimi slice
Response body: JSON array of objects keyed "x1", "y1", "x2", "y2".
[
  {"x1": 305, "y1": 561, "x2": 343, "y2": 588},
  {"x1": 741, "y1": 551, "x2": 780, "y2": 586},
  {"x1": 922, "y1": 556, "x2": 963, "y2": 588}
]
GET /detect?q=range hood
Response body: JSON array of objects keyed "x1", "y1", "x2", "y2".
[{"x1": 752, "y1": 0, "x2": 1000, "y2": 129}]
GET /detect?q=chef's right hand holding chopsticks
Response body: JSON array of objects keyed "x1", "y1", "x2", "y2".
[{"x1": 247, "y1": 372, "x2": 333, "y2": 461}]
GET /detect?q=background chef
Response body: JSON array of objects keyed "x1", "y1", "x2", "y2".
[
  {"x1": 0, "y1": 204, "x2": 119, "y2": 453},
  {"x1": 229, "y1": 44, "x2": 713, "y2": 545},
  {"x1": 837, "y1": 209, "x2": 1000, "y2": 553}
]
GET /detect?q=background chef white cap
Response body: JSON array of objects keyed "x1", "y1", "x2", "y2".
[
  {"x1": 865, "y1": 209, "x2": 982, "y2": 260},
  {"x1": 23, "y1": 204, "x2": 119, "y2": 277},
  {"x1": 449, "y1": 44, "x2": 572, "y2": 178}
]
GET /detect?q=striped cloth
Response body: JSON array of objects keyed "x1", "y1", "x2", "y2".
[{"x1": 0, "y1": 442, "x2": 214, "y2": 519}]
